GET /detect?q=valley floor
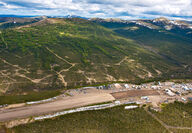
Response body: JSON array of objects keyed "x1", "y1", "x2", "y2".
[{"x1": 0, "y1": 81, "x2": 191, "y2": 122}]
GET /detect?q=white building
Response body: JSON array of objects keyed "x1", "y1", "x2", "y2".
[
  {"x1": 124, "y1": 105, "x2": 138, "y2": 110},
  {"x1": 181, "y1": 97, "x2": 186, "y2": 101},
  {"x1": 141, "y1": 96, "x2": 149, "y2": 100},
  {"x1": 165, "y1": 89, "x2": 175, "y2": 96},
  {"x1": 114, "y1": 83, "x2": 122, "y2": 89},
  {"x1": 124, "y1": 84, "x2": 129, "y2": 89}
]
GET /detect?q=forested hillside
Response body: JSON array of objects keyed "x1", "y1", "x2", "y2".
[{"x1": 0, "y1": 18, "x2": 191, "y2": 94}]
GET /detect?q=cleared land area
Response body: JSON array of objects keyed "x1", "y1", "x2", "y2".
[
  {"x1": 111, "y1": 90, "x2": 159, "y2": 99},
  {"x1": 0, "y1": 93, "x2": 115, "y2": 122}
]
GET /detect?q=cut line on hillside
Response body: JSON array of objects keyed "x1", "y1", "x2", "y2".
[
  {"x1": 0, "y1": 32, "x2": 8, "y2": 49},
  {"x1": 46, "y1": 47, "x2": 77, "y2": 87},
  {"x1": 46, "y1": 47, "x2": 75, "y2": 66},
  {"x1": 115, "y1": 56, "x2": 129, "y2": 65},
  {"x1": 17, "y1": 74, "x2": 53, "y2": 84},
  {"x1": 0, "y1": 58, "x2": 30, "y2": 73},
  {"x1": 0, "y1": 71, "x2": 16, "y2": 82}
]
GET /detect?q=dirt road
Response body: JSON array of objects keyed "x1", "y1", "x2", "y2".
[{"x1": 0, "y1": 93, "x2": 115, "y2": 122}]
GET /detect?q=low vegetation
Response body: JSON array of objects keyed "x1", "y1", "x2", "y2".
[
  {"x1": 11, "y1": 105, "x2": 169, "y2": 133},
  {"x1": 0, "y1": 18, "x2": 191, "y2": 96},
  {"x1": 7, "y1": 102, "x2": 192, "y2": 133},
  {"x1": 0, "y1": 90, "x2": 61, "y2": 105},
  {"x1": 170, "y1": 129, "x2": 192, "y2": 133},
  {"x1": 150, "y1": 102, "x2": 192, "y2": 127}
]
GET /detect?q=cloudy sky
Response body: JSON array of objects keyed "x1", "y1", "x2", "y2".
[{"x1": 0, "y1": 0, "x2": 192, "y2": 20}]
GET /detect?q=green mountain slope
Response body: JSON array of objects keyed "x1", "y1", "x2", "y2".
[
  {"x1": 0, "y1": 18, "x2": 190, "y2": 94},
  {"x1": 92, "y1": 19, "x2": 192, "y2": 76},
  {"x1": 114, "y1": 25, "x2": 192, "y2": 64}
]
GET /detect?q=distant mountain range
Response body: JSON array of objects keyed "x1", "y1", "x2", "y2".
[
  {"x1": 90, "y1": 17, "x2": 192, "y2": 30},
  {"x1": 0, "y1": 14, "x2": 88, "y2": 19},
  {"x1": 0, "y1": 16, "x2": 191, "y2": 94}
]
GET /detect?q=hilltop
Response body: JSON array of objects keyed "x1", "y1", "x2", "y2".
[{"x1": 0, "y1": 17, "x2": 191, "y2": 94}]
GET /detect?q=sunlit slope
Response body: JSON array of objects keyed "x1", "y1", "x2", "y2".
[
  {"x1": 94, "y1": 20, "x2": 192, "y2": 76},
  {"x1": 115, "y1": 25, "x2": 192, "y2": 64},
  {"x1": 0, "y1": 18, "x2": 182, "y2": 93},
  {"x1": 93, "y1": 20, "x2": 192, "y2": 65}
]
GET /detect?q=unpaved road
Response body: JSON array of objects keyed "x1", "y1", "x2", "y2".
[{"x1": 0, "y1": 93, "x2": 115, "y2": 122}]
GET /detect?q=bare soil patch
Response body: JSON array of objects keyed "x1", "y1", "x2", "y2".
[
  {"x1": 111, "y1": 90, "x2": 159, "y2": 99},
  {"x1": 0, "y1": 93, "x2": 114, "y2": 122}
]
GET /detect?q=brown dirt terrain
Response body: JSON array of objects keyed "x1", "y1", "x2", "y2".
[
  {"x1": 0, "y1": 126, "x2": 6, "y2": 133},
  {"x1": 111, "y1": 90, "x2": 159, "y2": 99},
  {"x1": 0, "y1": 93, "x2": 115, "y2": 122}
]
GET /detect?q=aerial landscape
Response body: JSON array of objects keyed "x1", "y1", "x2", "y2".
[{"x1": 0, "y1": 0, "x2": 192, "y2": 133}]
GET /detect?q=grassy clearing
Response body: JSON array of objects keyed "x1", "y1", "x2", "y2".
[
  {"x1": 0, "y1": 90, "x2": 61, "y2": 105},
  {"x1": 150, "y1": 102, "x2": 192, "y2": 127},
  {"x1": 11, "y1": 105, "x2": 168, "y2": 133}
]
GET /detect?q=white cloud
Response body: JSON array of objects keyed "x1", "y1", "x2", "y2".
[{"x1": 0, "y1": 0, "x2": 191, "y2": 20}]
